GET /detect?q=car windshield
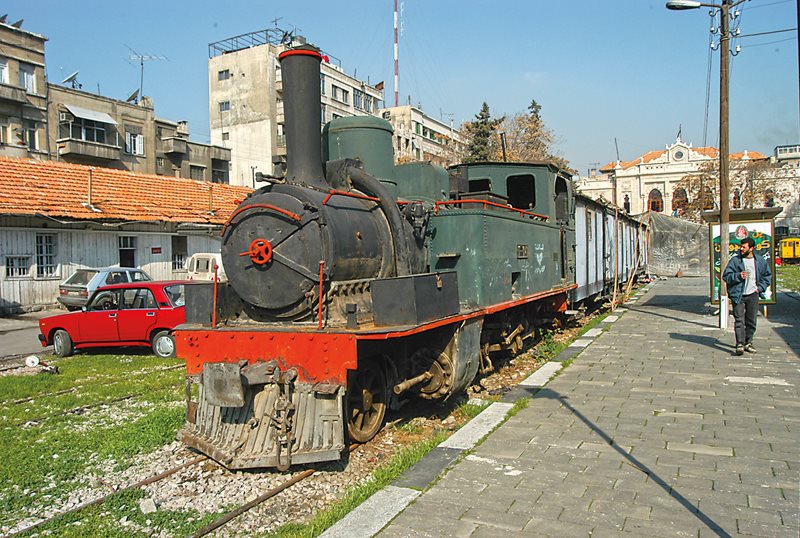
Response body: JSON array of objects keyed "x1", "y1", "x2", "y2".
[
  {"x1": 63, "y1": 270, "x2": 98, "y2": 286},
  {"x1": 164, "y1": 285, "x2": 185, "y2": 307},
  {"x1": 131, "y1": 271, "x2": 152, "y2": 282}
]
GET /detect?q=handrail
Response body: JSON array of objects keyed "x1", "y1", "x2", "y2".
[
  {"x1": 322, "y1": 190, "x2": 380, "y2": 206},
  {"x1": 221, "y1": 203, "x2": 302, "y2": 236},
  {"x1": 434, "y1": 199, "x2": 549, "y2": 221}
]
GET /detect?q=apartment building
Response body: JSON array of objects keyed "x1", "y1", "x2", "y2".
[
  {"x1": 0, "y1": 19, "x2": 48, "y2": 159},
  {"x1": 208, "y1": 29, "x2": 383, "y2": 187},
  {"x1": 379, "y1": 105, "x2": 463, "y2": 167}
]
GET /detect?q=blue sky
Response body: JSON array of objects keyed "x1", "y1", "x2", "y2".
[{"x1": 16, "y1": 0, "x2": 799, "y2": 174}]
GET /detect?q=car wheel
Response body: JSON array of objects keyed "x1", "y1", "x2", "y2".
[
  {"x1": 53, "y1": 329, "x2": 74, "y2": 357},
  {"x1": 152, "y1": 330, "x2": 176, "y2": 358}
]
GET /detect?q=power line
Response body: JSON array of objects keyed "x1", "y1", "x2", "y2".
[{"x1": 738, "y1": 27, "x2": 797, "y2": 38}]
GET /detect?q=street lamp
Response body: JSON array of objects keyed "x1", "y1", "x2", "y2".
[{"x1": 667, "y1": 0, "x2": 747, "y2": 330}]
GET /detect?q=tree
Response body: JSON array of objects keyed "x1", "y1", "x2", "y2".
[
  {"x1": 675, "y1": 158, "x2": 795, "y2": 222},
  {"x1": 491, "y1": 99, "x2": 573, "y2": 172},
  {"x1": 461, "y1": 102, "x2": 503, "y2": 163}
]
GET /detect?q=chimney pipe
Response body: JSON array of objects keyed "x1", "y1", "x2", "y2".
[{"x1": 277, "y1": 46, "x2": 327, "y2": 189}]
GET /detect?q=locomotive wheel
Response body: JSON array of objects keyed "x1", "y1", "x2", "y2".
[{"x1": 347, "y1": 361, "x2": 388, "y2": 443}]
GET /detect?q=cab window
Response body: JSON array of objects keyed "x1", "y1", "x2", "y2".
[{"x1": 506, "y1": 174, "x2": 536, "y2": 209}]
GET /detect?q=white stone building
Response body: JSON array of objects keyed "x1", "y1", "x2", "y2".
[{"x1": 207, "y1": 30, "x2": 383, "y2": 187}]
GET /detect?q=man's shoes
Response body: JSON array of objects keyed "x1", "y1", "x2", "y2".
[
  {"x1": 744, "y1": 343, "x2": 757, "y2": 354},
  {"x1": 735, "y1": 345, "x2": 744, "y2": 356}
]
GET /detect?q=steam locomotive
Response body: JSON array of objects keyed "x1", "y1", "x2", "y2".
[{"x1": 175, "y1": 46, "x2": 647, "y2": 470}]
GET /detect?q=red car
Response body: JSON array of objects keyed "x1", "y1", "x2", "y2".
[{"x1": 39, "y1": 281, "x2": 187, "y2": 358}]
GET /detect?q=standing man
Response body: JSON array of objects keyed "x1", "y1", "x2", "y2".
[{"x1": 722, "y1": 237, "x2": 772, "y2": 355}]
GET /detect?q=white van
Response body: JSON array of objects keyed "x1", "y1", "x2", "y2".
[{"x1": 186, "y1": 253, "x2": 226, "y2": 282}]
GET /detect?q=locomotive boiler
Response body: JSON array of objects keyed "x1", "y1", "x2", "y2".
[{"x1": 175, "y1": 45, "x2": 638, "y2": 470}]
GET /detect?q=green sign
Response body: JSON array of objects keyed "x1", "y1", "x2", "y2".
[{"x1": 710, "y1": 220, "x2": 776, "y2": 304}]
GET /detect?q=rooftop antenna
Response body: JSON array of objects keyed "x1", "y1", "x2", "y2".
[
  {"x1": 614, "y1": 137, "x2": 621, "y2": 162},
  {"x1": 125, "y1": 45, "x2": 166, "y2": 104},
  {"x1": 61, "y1": 71, "x2": 81, "y2": 89},
  {"x1": 271, "y1": 16, "x2": 282, "y2": 28}
]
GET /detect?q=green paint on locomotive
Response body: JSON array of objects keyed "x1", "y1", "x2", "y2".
[{"x1": 429, "y1": 163, "x2": 575, "y2": 308}]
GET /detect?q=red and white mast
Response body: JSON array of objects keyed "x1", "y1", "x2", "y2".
[{"x1": 393, "y1": 0, "x2": 399, "y2": 106}]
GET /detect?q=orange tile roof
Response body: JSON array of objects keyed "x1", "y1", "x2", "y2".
[
  {"x1": 600, "y1": 146, "x2": 767, "y2": 172},
  {"x1": 0, "y1": 156, "x2": 252, "y2": 224}
]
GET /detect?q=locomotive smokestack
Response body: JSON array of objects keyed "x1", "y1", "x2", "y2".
[{"x1": 278, "y1": 46, "x2": 327, "y2": 189}]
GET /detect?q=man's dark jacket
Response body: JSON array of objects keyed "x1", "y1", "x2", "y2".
[{"x1": 722, "y1": 252, "x2": 771, "y2": 304}]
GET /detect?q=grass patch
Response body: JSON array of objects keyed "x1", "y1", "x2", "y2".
[
  {"x1": 777, "y1": 265, "x2": 800, "y2": 292},
  {"x1": 266, "y1": 431, "x2": 449, "y2": 538},
  {"x1": 0, "y1": 353, "x2": 185, "y2": 531}
]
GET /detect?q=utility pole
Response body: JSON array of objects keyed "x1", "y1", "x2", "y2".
[{"x1": 718, "y1": 0, "x2": 732, "y2": 330}]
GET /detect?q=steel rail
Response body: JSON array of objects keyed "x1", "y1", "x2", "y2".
[
  {"x1": 7, "y1": 455, "x2": 208, "y2": 537},
  {"x1": 191, "y1": 444, "x2": 362, "y2": 538}
]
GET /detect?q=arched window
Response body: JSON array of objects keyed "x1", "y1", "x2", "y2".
[
  {"x1": 764, "y1": 188, "x2": 775, "y2": 208},
  {"x1": 672, "y1": 187, "x2": 688, "y2": 215},
  {"x1": 732, "y1": 188, "x2": 741, "y2": 209},
  {"x1": 648, "y1": 189, "x2": 664, "y2": 212}
]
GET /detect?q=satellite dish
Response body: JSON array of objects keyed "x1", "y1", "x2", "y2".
[
  {"x1": 126, "y1": 88, "x2": 139, "y2": 103},
  {"x1": 61, "y1": 71, "x2": 79, "y2": 85},
  {"x1": 0, "y1": 15, "x2": 8, "y2": 24},
  {"x1": 11, "y1": 19, "x2": 23, "y2": 28}
]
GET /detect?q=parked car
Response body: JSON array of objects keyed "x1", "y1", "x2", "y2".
[
  {"x1": 40, "y1": 280, "x2": 186, "y2": 358},
  {"x1": 186, "y1": 253, "x2": 226, "y2": 281},
  {"x1": 57, "y1": 267, "x2": 152, "y2": 310}
]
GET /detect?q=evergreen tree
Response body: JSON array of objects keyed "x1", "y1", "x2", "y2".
[{"x1": 463, "y1": 102, "x2": 503, "y2": 163}]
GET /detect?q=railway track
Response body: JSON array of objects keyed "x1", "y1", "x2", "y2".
[{"x1": 7, "y1": 453, "x2": 209, "y2": 538}]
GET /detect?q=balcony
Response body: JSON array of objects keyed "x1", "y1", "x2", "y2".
[
  {"x1": 57, "y1": 138, "x2": 121, "y2": 161},
  {"x1": 162, "y1": 137, "x2": 187, "y2": 155},
  {"x1": 0, "y1": 83, "x2": 27, "y2": 104}
]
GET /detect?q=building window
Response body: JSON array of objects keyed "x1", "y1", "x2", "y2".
[
  {"x1": 320, "y1": 73, "x2": 326, "y2": 95},
  {"x1": 354, "y1": 89, "x2": 364, "y2": 110},
  {"x1": 171, "y1": 236, "x2": 187, "y2": 271},
  {"x1": 190, "y1": 165, "x2": 204, "y2": 181},
  {"x1": 363, "y1": 95, "x2": 374, "y2": 114},
  {"x1": 332, "y1": 85, "x2": 349, "y2": 104},
  {"x1": 0, "y1": 57, "x2": 8, "y2": 84},
  {"x1": 331, "y1": 113, "x2": 342, "y2": 120},
  {"x1": 156, "y1": 157, "x2": 164, "y2": 167},
  {"x1": 19, "y1": 62, "x2": 36, "y2": 93},
  {"x1": 221, "y1": 131, "x2": 230, "y2": 142},
  {"x1": 219, "y1": 101, "x2": 231, "y2": 113},
  {"x1": 648, "y1": 189, "x2": 664, "y2": 213},
  {"x1": 125, "y1": 132, "x2": 144, "y2": 155},
  {"x1": 119, "y1": 236, "x2": 136, "y2": 267},
  {"x1": 320, "y1": 103, "x2": 327, "y2": 124},
  {"x1": 218, "y1": 69, "x2": 231, "y2": 81},
  {"x1": 35, "y1": 234, "x2": 57, "y2": 278},
  {"x1": 25, "y1": 120, "x2": 37, "y2": 150},
  {"x1": 0, "y1": 117, "x2": 7, "y2": 145},
  {"x1": 66, "y1": 118, "x2": 107, "y2": 144},
  {"x1": 5, "y1": 256, "x2": 31, "y2": 278}
]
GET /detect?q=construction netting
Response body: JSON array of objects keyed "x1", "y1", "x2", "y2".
[{"x1": 637, "y1": 212, "x2": 709, "y2": 277}]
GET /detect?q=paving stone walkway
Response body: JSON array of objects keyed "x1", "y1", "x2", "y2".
[{"x1": 376, "y1": 277, "x2": 799, "y2": 537}]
